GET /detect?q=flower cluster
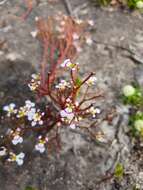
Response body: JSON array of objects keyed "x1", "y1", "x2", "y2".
[
  {"x1": 1, "y1": 99, "x2": 46, "y2": 165},
  {"x1": 17, "y1": 100, "x2": 35, "y2": 118},
  {"x1": 0, "y1": 58, "x2": 102, "y2": 165},
  {"x1": 28, "y1": 73, "x2": 40, "y2": 91},
  {"x1": 55, "y1": 79, "x2": 71, "y2": 90},
  {"x1": 60, "y1": 106, "x2": 75, "y2": 123},
  {"x1": 3, "y1": 100, "x2": 45, "y2": 128},
  {"x1": 26, "y1": 107, "x2": 44, "y2": 127},
  {"x1": 12, "y1": 134, "x2": 23, "y2": 145},
  {"x1": 0, "y1": 14, "x2": 103, "y2": 166}
]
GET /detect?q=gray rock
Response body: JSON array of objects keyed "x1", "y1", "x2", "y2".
[{"x1": 134, "y1": 65, "x2": 143, "y2": 87}]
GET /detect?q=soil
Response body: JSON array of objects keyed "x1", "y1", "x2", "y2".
[{"x1": 0, "y1": 0, "x2": 143, "y2": 190}]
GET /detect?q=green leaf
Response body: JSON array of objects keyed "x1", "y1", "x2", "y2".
[
  {"x1": 127, "y1": 0, "x2": 138, "y2": 8},
  {"x1": 114, "y1": 163, "x2": 124, "y2": 179},
  {"x1": 75, "y1": 77, "x2": 82, "y2": 86},
  {"x1": 25, "y1": 187, "x2": 37, "y2": 190}
]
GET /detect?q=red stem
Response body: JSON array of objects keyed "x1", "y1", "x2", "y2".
[
  {"x1": 49, "y1": 42, "x2": 71, "y2": 84},
  {"x1": 40, "y1": 43, "x2": 49, "y2": 85},
  {"x1": 21, "y1": 7, "x2": 33, "y2": 20}
]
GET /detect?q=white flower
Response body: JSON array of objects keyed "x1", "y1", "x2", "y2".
[
  {"x1": 61, "y1": 59, "x2": 79, "y2": 70},
  {"x1": 66, "y1": 98, "x2": 72, "y2": 103},
  {"x1": 35, "y1": 143, "x2": 45, "y2": 153},
  {"x1": 16, "y1": 152, "x2": 25, "y2": 166},
  {"x1": 28, "y1": 83, "x2": 37, "y2": 91},
  {"x1": 28, "y1": 73, "x2": 40, "y2": 91},
  {"x1": 26, "y1": 107, "x2": 44, "y2": 126},
  {"x1": 72, "y1": 33, "x2": 79, "y2": 40},
  {"x1": 27, "y1": 108, "x2": 36, "y2": 121},
  {"x1": 85, "y1": 36, "x2": 92, "y2": 45},
  {"x1": 61, "y1": 59, "x2": 72, "y2": 67},
  {"x1": 86, "y1": 76, "x2": 97, "y2": 86},
  {"x1": 35, "y1": 136, "x2": 48, "y2": 153},
  {"x1": 3, "y1": 103, "x2": 17, "y2": 117},
  {"x1": 30, "y1": 30, "x2": 38, "y2": 38},
  {"x1": 9, "y1": 152, "x2": 25, "y2": 166},
  {"x1": 60, "y1": 107, "x2": 74, "y2": 122},
  {"x1": 31, "y1": 111, "x2": 44, "y2": 126},
  {"x1": 16, "y1": 101, "x2": 35, "y2": 119},
  {"x1": 0, "y1": 147, "x2": 7, "y2": 156},
  {"x1": 12, "y1": 135, "x2": 23, "y2": 145},
  {"x1": 55, "y1": 80, "x2": 70, "y2": 90},
  {"x1": 31, "y1": 73, "x2": 40, "y2": 80},
  {"x1": 75, "y1": 19, "x2": 83, "y2": 24},
  {"x1": 16, "y1": 106, "x2": 27, "y2": 118},
  {"x1": 88, "y1": 20, "x2": 94, "y2": 26},
  {"x1": 69, "y1": 123, "x2": 76, "y2": 129},
  {"x1": 136, "y1": 1, "x2": 143, "y2": 8},
  {"x1": 89, "y1": 107, "x2": 101, "y2": 118},
  {"x1": 123, "y1": 85, "x2": 136, "y2": 97},
  {"x1": 25, "y1": 100, "x2": 35, "y2": 109},
  {"x1": 28, "y1": 81, "x2": 40, "y2": 91},
  {"x1": 134, "y1": 119, "x2": 143, "y2": 131}
]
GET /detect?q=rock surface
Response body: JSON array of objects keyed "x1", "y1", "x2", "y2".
[{"x1": 0, "y1": 0, "x2": 143, "y2": 189}]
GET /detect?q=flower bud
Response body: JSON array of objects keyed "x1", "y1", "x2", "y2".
[
  {"x1": 123, "y1": 85, "x2": 135, "y2": 97},
  {"x1": 136, "y1": 1, "x2": 143, "y2": 8},
  {"x1": 134, "y1": 119, "x2": 143, "y2": 131}
]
